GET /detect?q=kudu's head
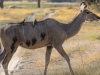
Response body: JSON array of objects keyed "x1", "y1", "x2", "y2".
[{"x1": 80, "y1": 2, "x2": 100, "y2": 21}]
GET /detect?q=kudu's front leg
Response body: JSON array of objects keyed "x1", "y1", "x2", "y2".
[
  {"x1": 54, "y1": 45, "x2": 74, "y2": 75},
  {"x1": 44, "y1": 46, "x2": 52, "y2": 75}
]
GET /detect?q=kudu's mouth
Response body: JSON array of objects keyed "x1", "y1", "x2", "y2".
[{"x1": 96, "y1": 17, "x2": 100, "y2": 21}]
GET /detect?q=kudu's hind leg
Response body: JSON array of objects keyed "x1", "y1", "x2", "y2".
[
  {"x1": 54, "y1": 45, "x2": 74, "y2": 75},
  {"x1": 2, "y1": 53, "x2": 11, "y2": 75},
  {"x1": 2, "y1": 44, "x2": 18, "y2": 75},
  {"x1": 44, "y1": 46, "x2": 52, "y2": 75}
]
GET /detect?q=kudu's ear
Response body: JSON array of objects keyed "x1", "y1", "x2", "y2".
[{"x1": 80, "y1": 2, "x2": 87, "y2": 11}]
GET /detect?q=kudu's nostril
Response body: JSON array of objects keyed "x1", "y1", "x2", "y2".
[
  {"x1": 95, "y1": 17, "x2": 100, "y2": 21},
  {"x1": 99, "y1": 17, "x2": 100, "y2": 19},
  {"x1": 97, "y1": 17, "x2": 100, "y2": 19}
]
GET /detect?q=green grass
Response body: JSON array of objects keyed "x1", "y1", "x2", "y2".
[
  {"x1": 4, "y1": 3, "x2": 76, "y2": 9},
  {"x1": 82, "y1": 32, "x2": 100, "y2": 40},
  {"x1": 4, "y1": 4, "x2": 37, "y2": 8}
]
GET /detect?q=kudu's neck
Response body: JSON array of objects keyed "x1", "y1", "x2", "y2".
[{"x1": 65, "y1": 12, "x2": 85, "y2": 39}]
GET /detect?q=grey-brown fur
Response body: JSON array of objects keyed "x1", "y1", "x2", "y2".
[{"x1": 0, "y1": 2, "x2": 100, "y2": 75}]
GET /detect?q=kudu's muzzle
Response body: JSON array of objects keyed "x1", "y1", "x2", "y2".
[{"x1": 96, "y1": 16, "x2": 100, "y2": 21}]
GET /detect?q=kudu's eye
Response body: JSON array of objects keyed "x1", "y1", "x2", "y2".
[{"x1": 86, "y1": 11, "x2": 90, "y2": 14}]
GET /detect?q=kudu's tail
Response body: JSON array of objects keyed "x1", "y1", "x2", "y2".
[
  {"x1": 0, "y1": 28, "x2": 6, "y2": 62},
  {"x1": 0, "y1": 48, "x2": 6, "y2": 62},
  {"x1": 0, "y1": 41, "x2": 6, "y2": 62}
]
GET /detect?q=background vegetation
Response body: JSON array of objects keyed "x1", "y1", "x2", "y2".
[{"x1": 1, "y1": 0, "x2": 100, "y2": 11}]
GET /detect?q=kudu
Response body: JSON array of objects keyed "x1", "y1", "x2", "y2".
[{"x1": 0, "y1": 2, "x2": 100, "y2": 75}]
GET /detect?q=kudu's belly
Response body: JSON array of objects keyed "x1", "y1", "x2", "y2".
[{"x1": 20, "y1": 43, "x2": 46, "y2": 49}]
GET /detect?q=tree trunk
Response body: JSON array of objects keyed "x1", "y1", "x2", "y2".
[
  {"x1": 0, "y1": 0, "x2": 4, "y2": 8},
  {"x1": 37, "y1": 0, "x2": 41, "y2": 8}
]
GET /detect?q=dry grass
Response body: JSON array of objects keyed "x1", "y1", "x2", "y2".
[{"x1": 0, "y1": 9, "x2": 38, "y2": 21}]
